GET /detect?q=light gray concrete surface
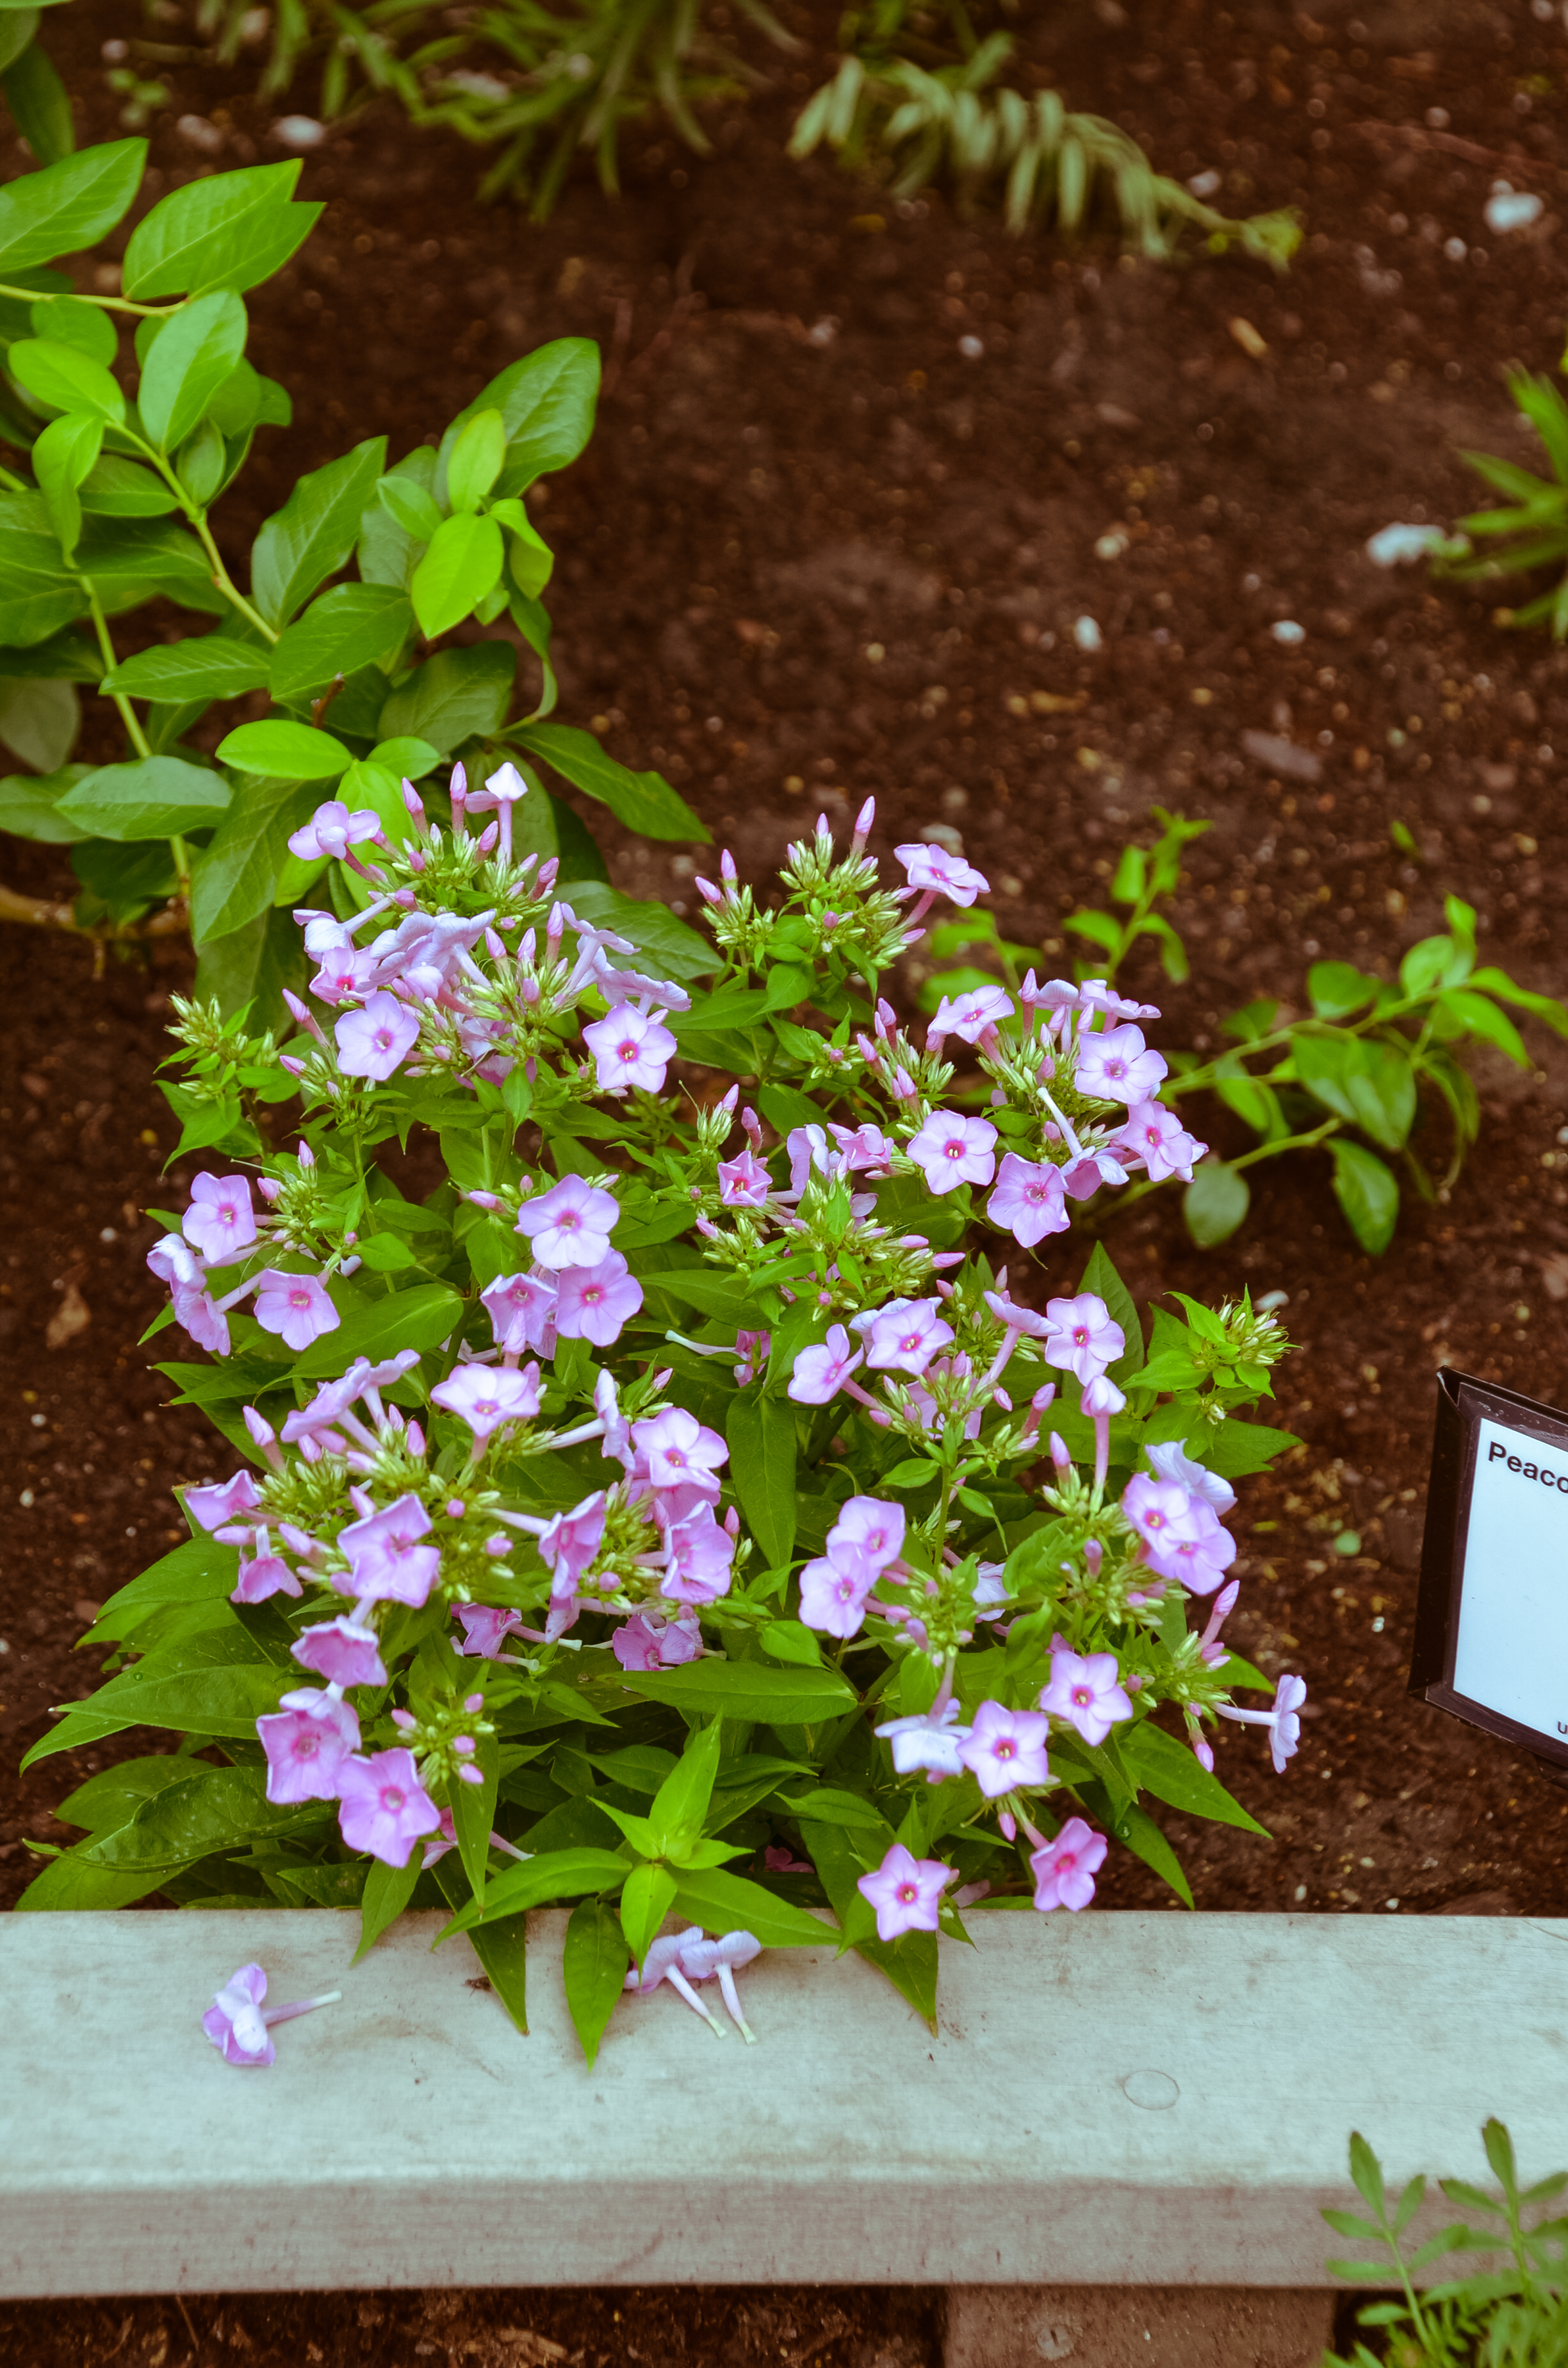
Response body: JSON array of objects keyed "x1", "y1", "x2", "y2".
[
  {"x1": 944, "y1": 2286, "x2": 1336, "y2": 2368},
  {"x1": 0, "y1": 1909, "x2": 1563, "y2": 2296}
]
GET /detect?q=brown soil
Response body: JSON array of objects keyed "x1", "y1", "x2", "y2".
[{"x1": 6, "y1": 0, "x2": 1568, "y2": 2353}]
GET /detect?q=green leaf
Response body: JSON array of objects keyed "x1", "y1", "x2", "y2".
[
  {"x1": 727, "y1": 1388, "x2": 797, "y2": 1572},
  {"x1": 450, "y1": 1727, "x2": 501, "y2": 1907},
  {"x1": 1348, "y1": 2130, "x2": 1389, "y2": 2221},
  {"x1": 1118, "y1": 1719, "x2": 1270, "y2": 1834},
  {"x1": 78, "y1": 453, "x2": 179, "y2": 516},
  {"x1": 516, "y1": 721, "x2": 709, "y2": 843},
  {"x1": 86, "y1": 1536, "x2": 238, "y2": 1647},
  {"x1": 73, "y1": 834, "x2": 175, "y2": 919},
  {"x1": 1467, "y1": 965, "x2": 1568, "y2": 1036},
  {"x1": 375, "y1": 472, "x2": 443, "y2": 544},
  {"x1": 291, "y1": 1281, "x2": 464, "y2": 1379},
  {"x1": 102, "y1": 635, "x2": 270, "y2": 703},
  {"x1": 0, "y1": 668, "x2": 75, "y2": 768},
  {"x1": 432, "y1": 1857, "x2": 529, "y2": 2032},
  {"x1": 29, "y1": 407, "x2": 99, "y2": 559},
  {"x1": 352, "y1": 1854, "x2": 422, "y2": 1963},
  {"x1": 615, "y1": 1864, "x2": 675, "y2": 1978},
  {"x1": 446, "y1": 406, "x2": 506, "y2": 513},
  {"x1": 1075, "y1": 1240, "x2": 1143, "y2": 1377},
  {"x1": 55, "y1": 752, "x2": 228, "y2": 839},
  {"x1": 562, "y1": 1896, "x2": 629, "y2": 2064},
  {"x1": 669, "y1": 1866, "x2": 833, "y2": 1949},
  {"x1": 437, "y1": 1846, "x2": 629, "y2": 1936},
  {"x1": 55, "y1": 1755, "x2": 199, "y2": 1836},
  {"x1": 1198, "y1": 1419, "x2": 1299, "y2": 1478},
  {"x1": 1109, "y1": 1801, "x2": 1193, "y2": 1908},
  {"x1": 1294, "y1": 1033, "x2": 1415, "y2": 1152},
  {"x1": 137, "y1": 288, "x2": 245, "y2": 451},
  {"x1": 9, "y1": 334, "x2": 124, "y2": 422},
  {"x1": 21, "y1": 1661, "x2": 286, "y2": 1769},
  {"x1": 14, "y1": 1854, "x2": 172, "y2": 1912},
  {"x1": 649, "y1": 1718, "x2": 724, "y2": 1852},
  {"x1": 881, "y1": 1458, "x2": 939, "y2": 1490},
  {"x1": 758, "y1": 1620, "x2": 822, "y2": 1667},
  {"x1": 1438, "y1": 987, "x2": 1529, "y2": 1067},
  {"x1": 439, "y1": 337, "x2": 600, "y2": 498},
  {"x1": 80, "y1": 1763, "x2": 325, "y2": 1871},
  {"x1": 377, "y1": 639, "x2": 515, "y2": 753},
  {"x1": 0, "y1": 757, "x2": 88, "y2": 839},
  {"x1": 617, "y1": 1660, "x2": 856, "y2": 1725},
  {"x1": 121, "y1": 161, "x2": 321, "y2": 299},
  {"x1": 411, "y1": 510, "x2": 503, "y2": 640},
  {"x1": 3, "y1": 38, "x2": 74, "y2": 169},
  {"x1": 1330, "y1": 1138, "x2": 1400, "y2": 1256},
  {"x1": 1307, "y1": 961, "x2": 1381, "y2": 1021},
  {"x1": 188, "y1": 776, "x2": 316, "y2": 947},
  {"x1": 269, "y1": 583, "x2": 412, "y2": 705},
  {"x1": 0, "y1": 137, "x2": 144, "y2": 276},
  {"x1": 250, "y1": 435, "x2": 387, "y2": 629},
  {"x1": 559, "y1": 881, "x2": 717, "y2": 979},
  {"x1": 1182, "y1": 1159, "x2": 1250, "y2": 1249},
  {"x1": 0, "y1": 14, "x2": 36, "y2": 80},
  {"x1": 216, "y1": 718, "x2": 352, "y2": 780}
]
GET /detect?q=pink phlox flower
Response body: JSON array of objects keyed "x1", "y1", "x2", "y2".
[
  {"x1": 538, "y1": 1493, "x2": 607, "y2": 1593},
  {"x1": 431, "y1": 1360, "x2": 541, "y2": 1441},
  {"x1": 253, "y1": 1269, "x2": 340, "y2": 1353},
  {"x1": 1145, "y1": 1438, "x2": 1237, "y2": 1517},
  {"x1": 172, "y1": 1279, "x2": 231, "y2": 1357},
  {"x1": 717, "y1": 1146, "x2": 772, "y2": 1206},
  {"x1": 1074, "y1": 1023, "x2": 1168, "y2": 1106},
  {"x1": 972, "y1": 1560, "x2": 1010, "y2": 1621},
  {"x1": 874, "y1": 1698, "x2": 972, "y2": 1779},
  {"x1": 828, "y1": 1495, "x2": 904, "y2": 1574},
  {"x1": 339, "y1": 1493, "x2": 442, "y2": 1608},
  {"x1": 828, "y1": 1121, "x2": 895, "y2": 1176},
  {"x1": 960, "y1": 1698, "x2": 1052, "y2": 1798},
  {"x1": 612, "y1": 1609, "x2": 703, "y2": 1669},
  {"x1": 626, "y1": 1925, "x2": 705, "y2": 1994},
  {"x1": 1019, "y1": 972, "x2": 1082, "y2": 1023},
  {"x1": 734, "y1": 1329, "x2": 770, "y2": 1388},
  {"x1": 856, "y1": 1841, "x2": 956, "y2": 1940},
  {"x1": 676, "y1": 1930, "x2": 764, "y2": 2042},
  {"x1": 481, "y1": 1269, "x2": 559, "y2": 1358},
  {"x1": 360, "y1": 910, "x2": 489, "y2": 997},
  {"x1": 632, "y1": 1406, "x2": 728, "y2": 1495},
  {"x1": 1029, "y1": 1816, "x2": 1107, "y2": 1913},
  {"x1": 1197, "y1": 1577, "x2": 1241, "y2": 1669},
  {"x1": 1160, "y1": 1498, "x2": 1237, "y2": 1598},
  {"x1": 582, "y1": 1003, "x2": 678, "y2": 1096},
  {"x1": 856, "y1": 1295, "x2": 956, "y2": 1377},
  {"x1": 1062, "y1": 1147, "x2": 1131, "y2": 1201},
  {"x1": 798, "y1": 1540, "x2": 878, "y2": 1638},
  {"x1": 788, "y1": 1323, "x2": 865, "y2": 1404},
  {"x1": 1041, "y1": 1292, "x2": 1124, "y2": 1385},
  {"x1": 786, "y1": 1124, "x2": 837, "y2": 1195},
  {"x1": 233, "y1": 1542, "x2": 302, "y2": 1604},
  {"x1": 1113, "y1": 1099, "x2": 1206, "y2": 1185},
  {"x1": 554, "y1": 1250, "x2": 642, "y2": 1346},
  {"x1": 335, "y1": 1747, "x2": 442, "y2": 1868},
  {"x1": 291, "y1": 1616, "x2": 389, "y2": 1688},
  {"x1": 1217, "y1": 1673, "x2": 1307, "y2": 1773},
  {"x1": 287, "y1": 800, "x2": 383, "y2": 862},
  {"x1": 1076, "y1": 977, "x2": 1161, "y2": 1022},
  {"x1": 1038, "y1": 1643, "x2": 1134, "y2": 1747},
  {"x1": 893, "y1": 843, "x2": 989, "y2": 906},
  {"x1": 257, "y1": 1686, "x2": 361, "y2": 1804},
  {"x1": 185, "y1": 1468, "x2": 262, "y2": 1533},
  {"x1": 589, "y1": 948, "x2": 691, "y2": 1013},
  {"x1": 659, "y1": 1504, "x2": 736, "y2": 1605},
  {"x1": 1081, "y1": 1371, "x2": 1127, "y2": 1418},
  {"x1": 279, "y1": 1358, "x2": 385, "y2": 1447},
  {"x1": 202, "y1": 1963, "x2": 275, "y2": 2066},
  {"x1": 148, "y1": 1231, "x2": 205, "y2": 1292},
  {"x1": 927, "y1": 983, "x2": 1014, "y2": 1049},
  {"x1": 455, "y1": 1603, "x2": 525, "y2": 1658},
  {"x1": 421, "y1": 1805, "x2": 459, "y2": 1869},
  {"x1": 981, "y1": 1288, "x2": 1050, "y2": 1340},
  {"x1": 515, "y1": 1175, "x2": 620, "y2": 1270},
  {"x1": 594, "y1": 1369, "x2": 633, "y2": 1468},
  {"x1": 986, "y1": 1153, "x2": 1070, "y2": 1248},
  {"x1": 334, "y1": 991, "x2": 420, "y2": 1082},
  {"x1": 906, "y1": 1110, "x2": 998, "y2": 1194},
  {"x1": 1120, "y1": 1474, "x2": 1204, "y2": 1573},
  {"x1": 182, "y1": 1172, "x2": 256, "y2": 1264},
  {"x1": 309, "y1": 941, "x2": 373, "y2": 1006}
]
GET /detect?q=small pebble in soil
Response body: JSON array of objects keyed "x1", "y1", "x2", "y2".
[
  {"x1": 958, "y1": 335, "x2": 984, "y2": 359},
  {"x1": 1271, "y1": 620, "x2": 1306, "y2": 646},
  {"x1": 273, "y1": 115, "x2": 327, "y2": 147},
  {"x1": 1074, "y1": 615, "x2": 1103, "y2": 652},
  {"x1": 1485, "y1": 185, "x2": 1544, "y2": 235}
]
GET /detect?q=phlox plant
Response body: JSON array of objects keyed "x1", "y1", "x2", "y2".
[
  {"x1": 0, "y1": 135, "x2": 699, "y2": 999},
  {"x1": 22, "y1": 777, "x2": 1308, "y2": 2062}
]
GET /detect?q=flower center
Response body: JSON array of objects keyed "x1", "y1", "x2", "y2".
[
  {"x1": 995, "y1": 1738, "x2": 1015, "y2": 1760},
  {"x1": 942, "y1": 1138, "x2": 965, "y2": 1160},
  {"x1": 1073, "y1": 1326, "x2": 1089, "y2": 1347},
  {"x1": 294, "y1": 1733, "x2": 320, "y2": 1759},
  {"x1": 1072, "y1": 1686, "x2": 1093, "y2": 1708},
  {"x1": 583, "y1": 1284, "x2": 603, "y2": 1305},
  {"x1": 896, "y1": 1882, "x2": 919, "y2": 1905},
  {"x1": 289, "y1": 1288, "x2": 313, "y2": 1311},
  {"x1": 1146, "y1": 1510, "x2": 1164, "y2": 1531},
  {"x1": 382, "y1": 1786, "x2": 405, "y2": 1813},
  {"x1": 616, "y1": 1040, "x2": 640, "y2": 1063}
]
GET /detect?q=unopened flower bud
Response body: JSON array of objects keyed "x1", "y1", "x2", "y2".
[
  {"x1": 257, "y1": 1178, "x2": 280, "y2": 1202},
  {"x1": 720, "y1": 848, "x2": 738, "y2": 884},
  {"x1": 484, "y1": 1534, "x2": 509, "y2": 1556},
  {"x1": 475, "y1": 820, "x2": 499, "y2": 854},
  {"x1": 463, "y1": 1693, "x2": 483, "y2": 1713},
  {"x1": 459, "y1": 1763, "x2": 485, "y2": 1784},
  {"x1": 402, "y1": 778, "x2": 426, "y2": 825},
  {"x1": 391, "y1": 1708, "x2": 416, "y2": 1730},
  {"x1": 694, "y1": 875, "x2": 721, "y2": 905},
  {"x1": 446, "y1": 1499, "x2": 466, "y2": 1518},
  {"x1": 1049, "y1": 1431, "x2": 1071, "y2": 1473}
]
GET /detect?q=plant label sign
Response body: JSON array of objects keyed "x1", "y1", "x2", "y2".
[{"x1": 1410, "y1": 1369, "x2": 1568, "y2": 1772}]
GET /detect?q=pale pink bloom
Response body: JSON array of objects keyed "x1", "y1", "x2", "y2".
[
  {"x1": 233, "y1": 1547, "x2": 302, "y2": 1604},
  {"x1": 339, "y1": 1493, "x2": 441, "y2": 1607},
  {"x1": 1145, "y1": 1438, "x2": 1236, "y2": 1517},
  {"x1": 987, "y1": 1153, "x2": 1069, "y2": 1247},
  {"x1": 788, "y1": 1323, "x2": 864, "y2": 1404},
  {"x1": 1063, "y1": 1147, "x2": 1130, "y2": 1201},
  {"x1": 1113, "y1": 1099, "x2": 1206, "y2": 1184},
  {"x1": 717, "y1": 1147, "x2": 772, "y2": 1206},
  {"x1": 894, "y1": 843, "x2": 989, "y2": 906},
  {"x1": 288, "y1": 800, "x2": 382, "y2": 862},
  {"x1": 515, "y1": 1176, "x2": 619, "y2": 1270},
  {"x1": 582, "y1": 1003, "x2": 678, "y2": 1095},
  {"x1": 1077, "y1": 977, "x2": 1161, "y2": 1022},
  {"x1": 633, "y1": 1407, "x2": 728, "y2": 1495},
  {"x1": 257, "y1": 1687, "x2": 361, "y2": 1804},
  {"x1": 906, "y1": 1110, "x2": 997, "y2": 1194},
  {"x1": 1160, "y1": 1499, "x2": 1237, "y2": 1598},
  {"x1": 828, "y1": 1121, "x2": 895, "y2": 1175},
  {"x1": 147, "y1": 1232, "x2": 205, "y2": 1294},
  {"x1": 798, "y1": 1542, "x2": 877, "y2": 1638},
  {"x1": 481, "y1": 1270, "x2": 559, "y2": 1358},
  {"x1": 336, "y1": 1747, "x2": 442, "y2": 1868},
  {"x1": 734, "y1": 1329, "x2": 770, "y2": 1388},
  {"x1": 253, "y1": 1269, "x2": 339, "y2": 1353},
  {"x1": 336, "y1": 992, "x2": 419, "y2": 1081},
  {"x1": 277, "y1": 1351, "x2": 421, "y2": 1448},
  {"x1": 455, "y1": 1604, "x2": 524, "y2": 1658},
  {"x1": 1038, "y1": 1644, "x2": 1134, "y2": 1747},
  {"x1": 787, "y1": 1124, "x2": 835, "y2": 1194},
  {"x1": 612, "y1": 1609, "x2": 703, "y2": 1670},
  {"x1": 959, "y1": 1699, "x2": 1052, "y2": 1798},
  {"x1": 202, "y1": 1963, "x2": 274, "y2": 2066},
  {"x1": 554, "y1": 1251, "x2": 642, "y2": 1345},
  {"x1": 927, "y1": 983, "x2": 1014, "y2": 1046},
  {"x1": 856, "y1": 1841, "x2": 956, "y2": 1939},
  {"x1": 660, "y1": 1504, "x2": 736, "y2": 1605},
  {"x1": 290, "y1": 1616, "x2": 388, "y2": 1688},
  {"x1": 431, "y1": 1361, "x2": 541, "y2": 1440},
  {"x1": 874, "y1": 1699, "x2": 972, "y2": 1779},
  {"x1": 1041, "y1": 1292, "x2": 1123, "y2": 1385},
  {"x1": 172, "y1": 1282, "x2": 231, "y2": 1358},
  {"x1": 678, "y1": 1930, "x2": 764, "y2": 2041},
  {"x1": 1081, "y1": 1372, "x2": 1126, "y2": 1420},
  {"x1": 1121, "y1": 1474, "x2": 1204, "y2": 1575},
  {"x1": 1029, "y1": 1817, "x2": 1106, "y2": 1912},
  {"x1": 309, "y1": 941, "x2": 372, "y2": 1006},
  {"x1": 829, "y1": 1496, "x2": 904, "y2": 1573},
  {"x1": 1197, "y1": 1579, "x2": 1241, "y2": 1670},
  {"x1": 182, "y1": 1172, "x2": 256, "y2": 1264},
  {"x1": 858, "y1": 1296, "x2": 955, "y2": 1377},
  {"x1": 1074, "y1": 1023, "x2": 1168, "y2": 1105},
  {"x1": 184, "y1": 1470, "x2": 262, "y2": 1532},
  {"x1": 538, "y1": 1492, "x2": 607, "y2": 1593}
]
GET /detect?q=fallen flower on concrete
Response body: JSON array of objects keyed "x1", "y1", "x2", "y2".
[{"x1": 202, "y1": 1963, "x2": 341, "y2": 2068}]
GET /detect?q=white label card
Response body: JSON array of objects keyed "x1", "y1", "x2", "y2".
[{"x1": 1451, "y1": 1415, "x2": 1568, "y2": 1744}]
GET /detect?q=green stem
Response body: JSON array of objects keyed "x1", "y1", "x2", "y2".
[
  {"x1": 1168, "y1": 995, "x2": 1429, "y2": 1099},
  {"x1": 0, "y1": 281, "x2": 181, "y2": 318},
  {"x1": 115, "y1": 423, "x2": 279, "y2": 645},
  {"x1": 84, "y1": 586, "x2": 152, "y2": 761}
]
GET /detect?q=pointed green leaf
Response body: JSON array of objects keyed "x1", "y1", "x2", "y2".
[
  {"x1": 669, "y1": 1866, "x2": 833, "y2": 1948},
  {"x1": 450, "y1": 1727, "x2": 501, "y2": 1907},
  {"x1": 377, "y1": 639, "x2": 516, "y2": 753},
  {"x1": 617, "y1": 1862, "x2": 677, "y2": 1977},
  {"x1": 1348, "y1": 2131, "x2": 1389, "y2": 2220},
  {"x1": 55, "y1": 752, "x2": 228, "y2": 840},
  {"x1": 649, "y1": 1718, "x2": 724, "y2": 1853},
  {"x1": 446, "y1": 407, "x2": 506, "y2": 513},
  {"x1": 121, "y1": 162, "x2": 321, "y2": 299},
  {"x1": 411, "y1": 511, "x2": 503, "y2": 640},
  {"x1": 250, "y1": 436, "x2": 387, "y2": 628},
  {"x1": 438, "y1": 337, "x2": 600, "y2": 498},
  {"x1": 516, "y1": 720, "x2": 708, "y2": 843},
  {"x1": 0, "y1": 666, "x2": 76, "y2": 768},
  {"x1": 727, "y1": 1386, "x2": 797, "y2": 1572},
  {"x1": 3, "y1": 38, "x2": 74, "y2": 169},
  {"x1": 9, "y1": 334, "x2": 124, "y2": 422},
  {"x1": 269, "y1": 583, "x2": 412, "y2": 704},
  {"x1": 102, "y1": 635, "x2": 270, "y2": 703},
  {"x1": 216, "y1": 718, "x2": 352, "y2": 780},
  {"x1": 436, "y1": 1846, "x2": 630, "y2": 1936},
  {"x1": 564, "y1": 1896, "x2": 630, "y2": 2065},
  {"x1": 1118, "y1": 1719, "x2": 1269, "y2": 1834},
  {"x1": 137, "y1": 288, "x2": 245, "y2": 452},
  {"x1": 616, "y1": 1659, "x2": 855, "y2": 1725},
  {"x1": 188, "y1": 775, "x2": 317, "y2": 947},
  {"x1": 1329, "y1": 1139, "x2": 1400, "y2": 1256},
  {"x1": 354, "y1": 1852, "x2": 423, "y2": 1962},
  {"x1": 0, "y1": 137, "x2": 144, "y2": 275}
]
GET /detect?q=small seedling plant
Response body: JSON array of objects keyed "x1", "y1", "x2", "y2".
[
  {"x1": 22, "y1": 792, "x2": 1307, "y2": 2058},
  {"x1": 1325, "y1": 2119, "x2": 1568, "y2": 2367},
  {"x1": 0, "y1": 135, "x2": 699, "y2": 1005},
  {"x1": 919, "y1": 810, "x2": 1568, "y2": 1257}
]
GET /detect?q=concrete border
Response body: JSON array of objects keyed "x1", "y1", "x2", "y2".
[{"x1": 1, "y1": 1909, "x2": 1563, "y2": 2297}]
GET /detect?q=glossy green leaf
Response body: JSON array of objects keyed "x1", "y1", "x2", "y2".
[
  {"x1": 411, "y1": 511, "x2": 503, "y2": 640},
  {"x1": 291, "y1": 1281, "x2": 464, "y2": 1379},
  {"x1": 9, "y1": 333, "x2": 124, "y2": 422},
  {"x1": 560, "y1": 882, "x2": 717, "y2": 978},
  {"x1": 56, "y1": 753, "x2": 229, "y2": 840},
  {"x1": 102, "y1": 635, "x2": 270, "y2": 703},
  {"x1": 354, "y1": 1852, "x2": 423, "y2": 1962},
  {"x1": 649, "y1": 1718, "x2": 724, "y2": 1855},
  {"x1": 1182, "y1": 1159, "x2": 1250, "y2": 1249},
  {"x1": 121, "y1": 161, "x2": 321, "y2": 299},
  {"x1": 758, "y1": 1620, "x2": 822, "y2": 1667},
  {"x1": 437, "y1": 1846, "x2": 629, "y2": 1936},
  {"x1": 0, "y1": 758, "x2": 88, "y2": 839},
  {"x1": 0, "y1": 670, "x2": 75, "y2": 769},
  {"x1": 617, "y1": 1863, "x2": 678, "y2": 1980},
  {"x1": 54, "y1": 1755, "x2": 199, "y2": 1837},
  {"x1": 516, "y1": 721, "x2": 708, "y2": 844},
  {"x1": 375, "y1": 472, "x2": 443, "y2": 545},
  {"x1": 450, "y1": 1727, "x2": 501, "y2": 1907},
  {"x1": 29, "y1": 409, "x2": 98, "y2": 559},
  {"x1": 14, "y1": 1854, "x2": 172, "y2": 1912},
  {"x1": 360, "y1": 447, "x2": 437, "y2": 588},
  {"x1": 137, "y1": 288, "x2": 245, "y2": 452},
  {"x1": 564, "y1": 1896, "x2": 631, "y2": 2065},
  {"x1": 251, "y1": 435, "x2": 387, "y2": 629},
  {"x1": 1118, "y1": 1719, "x2": 1269, "y2": 1834},
  {"x1": 617, "y1": 1660, "x2": 856, "y2": 1725},
  {"x1": 86, "y1": 1537, "x2": 238, "y2": 1647},
  {"x1": 2, "y1": 38, "x2": 73, "y2": 167},
  {"x1": 80, "y1": 1763, "x2": 325, "y2": 1870},
  {"x1": 269, "y1": 583, "x2": 412, "y2": 704},
  {"x1": 1306, "y1": 960, "x2": 1381, "y2": 1021},
  {"x1": 446, "y1": 407, "x2": 506, "y2": 513},
  {"x1": 78, "y1": 453, "x2": 179, "y2": 516},
  {"x1": 28, "y1": 295, "x2": 113, "y2": 366},
  {"x1": 20, "y1": 1660, "x2": 286, "y2": 1768},
  {"x1": 439, "y1": 337, "x2": 600, "y2": 499},
  {"x1": 216, "y1": 718, "x2": 352, "y2": 780},
  {"x1": 377, "y1": 639, "x2": 515, "y2": 753},
  {"x1": 188, "y1": 775, "x2": 317, "y2": 947},
  {"x1": 1330, "y1": 1138, "x2": 1400, "y2": 1256},
  {"x1": 0, "y1": 136, "x2": 144, "y2": 276},
  {"x1": 727, "y1": 1388, "x2": 797, "y2": 1572},
  {"x1": 669, "y1": 1866, "x2": 834, "y2": 1950}
]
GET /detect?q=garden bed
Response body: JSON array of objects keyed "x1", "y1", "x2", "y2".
[{"x1": 3, "y1": 0, "x2": 1568, "y2": 2356}]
